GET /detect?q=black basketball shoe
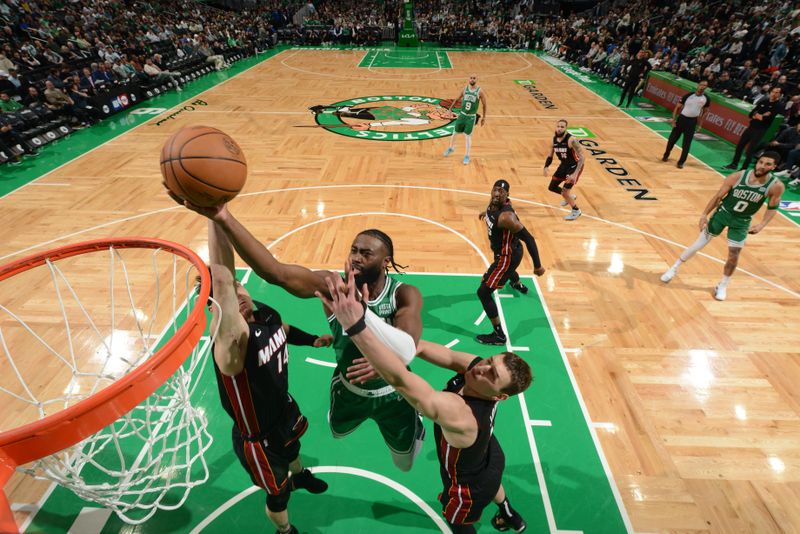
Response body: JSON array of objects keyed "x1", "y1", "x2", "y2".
[
  {"x1": 510, "y1": 280, "x2": 529, "y2": 294},
  {"x1": 492, "y1": 509, "x2": 527, "y2": 532},
  {"x1": 291, "y1": 468, "x2": 328, "y2": 494},
  {"x1": 476, "y1": 331, "x2": 507, "y2": 345}
]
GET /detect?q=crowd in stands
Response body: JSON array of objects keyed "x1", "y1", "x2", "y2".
[
  {"x1": 0, "y1": 0, "x2": 277, "y2": 164},
  {"x1": 3, "y1": 0, "x2": 800, "y2": 182}
]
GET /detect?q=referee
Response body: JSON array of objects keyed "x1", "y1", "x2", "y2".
[{"x1": 662, "y1": 80, "x2": 710, "y2": 169}]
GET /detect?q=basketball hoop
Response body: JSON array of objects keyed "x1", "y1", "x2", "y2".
[{"x1": 0, "y1": 238, "x2": 217, "y2": 532}]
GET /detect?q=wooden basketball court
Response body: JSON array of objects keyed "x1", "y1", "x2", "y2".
[{"x1": 1, "y1": 48, "x2": 799, "y2": 533}]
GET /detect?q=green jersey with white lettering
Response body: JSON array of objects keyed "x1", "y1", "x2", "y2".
[
  {"x1": 327, "y1": 275, "x2": 404, "y2": 390},
  {"x1": 460, "y1": 85, "x2": 480, "y2": 116},
  {"x1": 719, "y1": 170, "x2": 777, "y2": 219}
]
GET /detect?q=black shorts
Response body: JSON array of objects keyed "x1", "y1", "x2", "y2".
[
  {"x1": 231, "y1": 397, "x2": 308, "y2": 495},
  {"x1": 552, "y1": 162, "x2": 582, "y2": 185},
  {"x1": 439, "y1": 435, "x2": 505, "y2": 525},
  {"x1": 482, "y1": 245, "x2": 523, "y2": 290}
]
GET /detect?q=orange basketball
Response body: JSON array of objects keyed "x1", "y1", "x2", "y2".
[{"x1": 160, "y1": 126, "x2": 247, "y2": 207}]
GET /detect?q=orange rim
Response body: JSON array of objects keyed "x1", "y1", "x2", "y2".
[{"x1": 0, "y1": 238, "x2": 210, "y2": 532}]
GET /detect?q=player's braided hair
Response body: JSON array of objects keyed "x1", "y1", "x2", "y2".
[{"x1": 358, "y1": 229, "x2": 408, "y2": 274}]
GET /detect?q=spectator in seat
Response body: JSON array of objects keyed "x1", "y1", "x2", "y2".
[
  {"x1": 144, "y1": 58, "x2": 182, "y2": 90},
  {"x1": 0, "y1": 52, "x2": 15, "y2": 73},
  {"x1": 0, "y1": 70, "x2": 14, "y2": 95},
  {"x1": 91, "y1": 63, "x2": 112, "y2": 91},
  {"x1": 715, "y1": 71, "x2": 736, "y2": 97},
  {"x1": 66, "y1": 80, "x2": 102, "y2": 123},
  {"x1": 197, "y1": 39, "x2": 227, "y2": 70},
  {"x1": 0, "y1": 90, "x2": 21, "y2": 112},
  {"x1": 44, "y1": 79, "x2": 88, "y2": 126},
  {"x1": 79, "y1": 67, "x2": 98, "y2": 95}
]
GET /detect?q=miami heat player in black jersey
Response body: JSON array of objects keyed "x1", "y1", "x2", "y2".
[
  {"x1": 204, "y1": 222, "x2": 330, "y2": 534},
  {"x1": 212, "y1": 294, "x2": 332, "y2": 505},
  {"x1": 544, "y1": 119, "x2": 585, "y2": 221},
  {"x1": 435, "y1": 357, "x2": 504, "y2": 527},
  {"x1": 476, "y1": 179, "x2": 545, "y2": 345}
]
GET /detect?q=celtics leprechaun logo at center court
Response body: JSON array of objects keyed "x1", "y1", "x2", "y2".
[{"x1": 308, "y1": 95, "x2": 462, "y2": 141}]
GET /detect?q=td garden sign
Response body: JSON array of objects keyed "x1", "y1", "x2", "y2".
[{"x1": 309, "y1": 95, "x2": 457, "y2": 141}]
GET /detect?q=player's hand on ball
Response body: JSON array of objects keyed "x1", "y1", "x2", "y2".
[
  {"x1": 163, "y1": 181, "x2": 227, "y2": 220},
  {"x1": 313, "y1": 334, "x2": 334, "y2": 347},
  {"x1": 346, "y1": 357, "x2": 379, "y2": 384}
]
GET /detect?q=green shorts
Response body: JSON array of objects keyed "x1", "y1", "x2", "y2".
[
  {"x1": 453, "y1": 113, "x2": 476, "y2": 135},
  {"x1": 707, "y1": 208, "x2": 751, "y2": 247},
  {"x1": 329, "y1": 374, "x2": 424, "y2": 454}
]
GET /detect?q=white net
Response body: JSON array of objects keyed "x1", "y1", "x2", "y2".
[{"x1": 0, "y1": 243, "x2": 218, "y2": 524}]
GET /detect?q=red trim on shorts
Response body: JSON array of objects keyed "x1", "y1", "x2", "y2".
[
  {"x1": 486, "y1": 231, "x2": 512, "y2": 289},
  {"x1": 284, "y1": 416, "x2": 309, "y2": 447},
  {"x1": 244, "y1": 441, "x2": 284, "y2": 494}
]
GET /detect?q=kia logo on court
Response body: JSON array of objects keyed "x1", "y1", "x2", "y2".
[{"x1": 307, "y1": 95, "x2": 459, "y2": 141}]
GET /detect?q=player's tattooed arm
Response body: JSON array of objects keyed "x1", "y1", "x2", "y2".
[{"x1": 568, "y1": 136, "x2": 585, "y2": 182}]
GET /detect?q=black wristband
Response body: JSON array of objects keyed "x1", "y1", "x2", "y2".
[
  {"x1": 344, "y1": 302, "x2": 368, "y2": 337},
  {"x1": 544, "y1": 156, "x2": 553, "y2": 167},
  {"x1": 287, "y1": 325, "x2": 318, "y2": 346}
]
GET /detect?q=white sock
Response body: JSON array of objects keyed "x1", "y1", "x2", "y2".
[
  {"x1": 671, "y1": 258, "x2": 683, "y2": 270},
  {"x1": 679, "y1": 231, "x2": 713, "y2": 262},
  {"x1": 719, "y1": 275, "x2": 731, "y2": 287},
  {"x1": 465, "y1": 134, "x2": 472, "y2": 156}
]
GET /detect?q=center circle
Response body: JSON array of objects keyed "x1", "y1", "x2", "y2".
[{"x1": 312, "y1": 95, "x2": 457, "y2": 141}]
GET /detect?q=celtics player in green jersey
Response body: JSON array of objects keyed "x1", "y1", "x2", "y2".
[
  {"x1": 660, "y1": 151, "x2": 784, "y2": 300},
  {"x1": 170, "y1": 198, "x2": 427, "y2": 471},
  {"x1": 444, "y1": 74, "x2": 487, "y2": 165}
]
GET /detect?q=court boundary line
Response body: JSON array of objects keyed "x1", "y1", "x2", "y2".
[
  {"x1": 188, "y1": 466, "x2": 449, "y2": 533},
  {"x1": 530, "y1": 275, "x2": 634, "y2": 533},
  {"x1": 1, "y1": 184, "x2": 797, "y2": 299},
  {"x1": 530, "y1": 52, "x2": 797, "y2": 227},
  {"x1": 0, "y1": 49, "x2": 289, "y2": 202},
  {"x1": 279, "y1": 48, "x2": 533, "y2": 82}
]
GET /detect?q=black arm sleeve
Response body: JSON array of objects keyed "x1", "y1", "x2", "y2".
[
  {"x1": 287, "y1": 324, "x2": 319, "y2": 346},
  {"x1": 516, "y1": 227, "x2": 542, "y2": 269}
]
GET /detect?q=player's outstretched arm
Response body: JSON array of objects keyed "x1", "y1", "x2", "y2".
[
  {"x1": 318, "y1": 272, "x2": 475, "y2": 436},
  {"x1": 416, "y1": 340, "x2": 478, "y2": 374},
  {"x1": 165, "y1": 187, "x2": 333, "y2": 299},
  {"x1": 208, "y1": 264, "x2": 249, "y2": 376},
  {"x1": 393, "y1": 284, "x2": 423, "y2": 344}
]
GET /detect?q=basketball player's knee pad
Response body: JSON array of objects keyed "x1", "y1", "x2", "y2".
[
  {"x1": 563, "y1": 181, "x2": 575, "y2": 190},
  {"x1": 266, "y1": 489, "x2": 290, "y2": 512},
  {"x1": 477, "y1": 283, "x2": 498, "y2": 317},
  {"x1": 548, "y1": 180, "x2": 562, "y2": 193}
]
